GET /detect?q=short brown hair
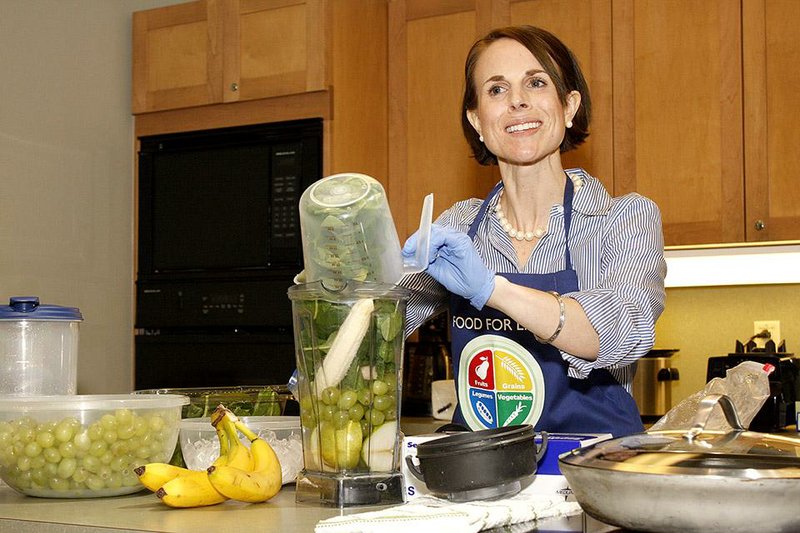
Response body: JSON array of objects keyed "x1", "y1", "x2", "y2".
[{"x1": 462, "y1": 25, "x2": 591, "y2": 165}]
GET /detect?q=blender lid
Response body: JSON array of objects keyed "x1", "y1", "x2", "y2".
[
  {"x1": 0, "y1": 296, "x2": 83, "y2": 321},
  {"x1": 308, "y1": 173, "x2": 373, "y2": 208}
]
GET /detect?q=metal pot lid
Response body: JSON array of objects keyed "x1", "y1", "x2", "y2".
[
  {"x1": 560, "y1": 394, "x2": 800, "y2": 480},
  {"x1": 0, "y1": 296, "x2": 83, "y2": 321}
]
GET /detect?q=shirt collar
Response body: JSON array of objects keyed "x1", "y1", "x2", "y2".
[{"x1": 566, "y1": 168, "x2": 613, "y2": 216}]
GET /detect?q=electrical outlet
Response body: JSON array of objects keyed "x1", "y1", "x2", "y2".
[{"x1": 754, "y1": 320, "x2": 781, "y2": 346}]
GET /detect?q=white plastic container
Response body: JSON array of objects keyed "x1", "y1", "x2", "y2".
[
  {"x1": 0, "y1": 296, "x2": 82, "y2": 395},
  {"x1": 180, "y1": 416, "x2": 302, "y2": 484},
  {"x1": 0, "y1": 393, "x2": 188, "y2": 498},
  {"x1": 298, "y1": 173, "x2": 432, "y2": 289}
]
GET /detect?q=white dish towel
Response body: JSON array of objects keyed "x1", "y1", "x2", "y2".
[{"x1": 314, "y1": 484, "x2": 582, "y2": 533}]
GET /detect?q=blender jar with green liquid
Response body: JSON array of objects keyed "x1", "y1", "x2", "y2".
[{"x1": 292, "y1": 173, "x2": 431, "y2": 506}]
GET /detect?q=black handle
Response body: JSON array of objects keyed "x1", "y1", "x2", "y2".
[
  {"x1": 535, "y1": 431, "x2": 549, "y2": 463},
  {"x1": 404, "y1": 455, "x2": 425, "y2": 482}
]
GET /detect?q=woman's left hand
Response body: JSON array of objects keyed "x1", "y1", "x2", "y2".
[{"x1": 403, "y1": 224, "x2": 495, "y2": 309}]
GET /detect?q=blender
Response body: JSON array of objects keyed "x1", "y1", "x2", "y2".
[{"x1": 290, "y1": 173, "x2": 431, "y2": 506}]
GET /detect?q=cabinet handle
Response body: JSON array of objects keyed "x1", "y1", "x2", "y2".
[
  {"x1": 754, "y1": 219, "x2": 766, "y2": 231},
  {"x1": 230, "y1": 82, "x2": 239, "y2": 92}
]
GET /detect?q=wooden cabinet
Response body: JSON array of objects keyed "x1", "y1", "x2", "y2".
[
  {"x1": 133, "y1": 0, "x2": 327, "y2": 114},
  {"x1": 742, "y1": 0, "x2": 800, "y2": 242},
  {"x1": 387, "y1": 1, "x2": 494, "y2": 238},
  {"x1": 133, "y1": 0, "x2": 387, "y2": 182},
  {"x1": 611, "y1": 0, "x2": 800, "y2": 245},
  {"x1": 610, "y1": 0, "x2": 745, "y2": 245},
  {"x1": 132, "y1": 0, "x2": 224, "y2": 112}
]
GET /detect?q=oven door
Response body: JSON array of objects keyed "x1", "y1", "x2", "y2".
[{"x1": 134, "y1": 330, "x2": 295, "y2": 390}]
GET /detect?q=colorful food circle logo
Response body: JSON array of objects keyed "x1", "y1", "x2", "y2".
[{"x1": 458, "y1": 334, "x2": 545, "y2": 429}]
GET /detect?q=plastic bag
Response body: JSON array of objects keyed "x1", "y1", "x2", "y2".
[{"x1": 650, "y1": 361, "x2": 772, "y2": 431}]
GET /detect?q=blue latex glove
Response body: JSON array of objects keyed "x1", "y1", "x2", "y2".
[{"x1": 403, "y1": 224, "x2": 495, "y2": 310}]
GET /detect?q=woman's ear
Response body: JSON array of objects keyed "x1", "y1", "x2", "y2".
[
  {"x1": 466, "y1": 109, "x2": 481, "y2": 138},
  {"x1": 565, "y1": 91, "x2": 582, "y2": 125}
]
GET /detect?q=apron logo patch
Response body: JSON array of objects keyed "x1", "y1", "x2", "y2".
[{"x1": 458, "y1": 334, "x2": 545, "y2": 429}]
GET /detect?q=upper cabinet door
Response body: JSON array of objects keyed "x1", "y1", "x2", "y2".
[
  {"x1": 612, "y1": 0, "x2": 744, "y2": 246},
  {"x1": 388, "y1": 1, "x2": 499, "y2": 239},
  {"x1": 132, "y1": 0, "x2": 224, "y2": 114},
  {"x1": 510, "y1": 0, "x2": 614, "y2": 193},
  {"x1": 132, "y1": 0, "x2": 328, "y2": 114},
  {"x1": 222, "y1": 0, "x2": 328, "y2": 103},
  {"x1": 743, "y1": 0, "x2": 800, "y2": 242}
]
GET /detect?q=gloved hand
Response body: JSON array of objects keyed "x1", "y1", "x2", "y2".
[{"x1": 403, "y1": 224, "x2": 495, "y2": 310}]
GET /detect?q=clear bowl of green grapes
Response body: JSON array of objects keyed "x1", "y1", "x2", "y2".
[{"x1": 0, "y1": 394, "x2": 188, "y2": 498}]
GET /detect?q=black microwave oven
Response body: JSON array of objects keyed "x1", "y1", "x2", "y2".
[
  {"x1": 137, "y1": 118, "x2": 322, "y2": 282},
  {"x1": 135, "y1": 118, "x2": 322, "y2": 332}
]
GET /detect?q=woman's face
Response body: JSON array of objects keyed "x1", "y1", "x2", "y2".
[{"x1": 466, "y1": 38, "x2": 580, "y2": 167}]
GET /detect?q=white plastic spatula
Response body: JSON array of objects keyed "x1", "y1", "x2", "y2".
[{"x1": 401, "y1": 193, "x2": 434, "y2": 276}]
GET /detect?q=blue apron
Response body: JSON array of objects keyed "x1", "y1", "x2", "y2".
[{"x1": 449, "y1": 177, "x2": 643, "y2": 437}]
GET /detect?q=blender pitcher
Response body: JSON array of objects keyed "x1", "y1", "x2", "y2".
[
  {"x1": 288, "y1": 281, "x2": 409, "y2": 506},
  {"x1": 298, "y1": 172, "x2": 432, "y2": 289}
]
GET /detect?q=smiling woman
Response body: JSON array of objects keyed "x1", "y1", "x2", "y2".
[{"x1": 400, "y1": 25, "x2": 667, "y2": 438}]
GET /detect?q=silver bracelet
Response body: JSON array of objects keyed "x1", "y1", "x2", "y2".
[{"x1": 535, "y1": 291, "x2": 565, "y2": 344}]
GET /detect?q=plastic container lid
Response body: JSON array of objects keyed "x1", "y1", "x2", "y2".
[
  {"x1": 181, "y1": 415, "x2": 300, "y2": 431},
  {"x1": 0, "y1": 296, "x2": 83, "y2": 321},
  {"x1": 0, "y1": 394, "x2": 188, "y2": 411}
]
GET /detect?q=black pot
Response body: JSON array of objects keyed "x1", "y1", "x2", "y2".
[{"x1": 405, "y1": 425, "x2": 548, "y2": 501}]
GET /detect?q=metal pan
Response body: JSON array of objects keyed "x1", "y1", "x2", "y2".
[{"x1": 559, "y1": 394, "x2": 800, "y2": 533}]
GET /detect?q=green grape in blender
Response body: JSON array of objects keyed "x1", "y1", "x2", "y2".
[
  {"x1": 333, "y1": 410, "x2": 350, "y2": 429},
  {"x1": 319, "y1": 404, "x2": 336, "y2": 422},
  {"x1": 371, "y1": 380, "x2": 389, "y2": 396},
  {"x1": 357, "y1": 389, "x2": 372, "y2": 406},
  {"x1": 372, "y1": 395, "x2": 392, "y2": 412},
  {"x1": 348, "y1": 403, "x2": 365, "y2": 422},
  {"x1": 366, "y1": 409, "x2": 385, "y2": 427},
  {"x1": 320, "y1": 387, "x2": 340, "y2": 406},
  {"x1": 338, "y1": 390, "x2": 358, "y2": 410}
]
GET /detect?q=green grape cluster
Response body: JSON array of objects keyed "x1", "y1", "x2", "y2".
[
  {"x1": 299, "y1": 375, "x2": 398, "y2": 471},
  {"x1": 0, "y1": 408, "x2": 178, "y2": 497}
]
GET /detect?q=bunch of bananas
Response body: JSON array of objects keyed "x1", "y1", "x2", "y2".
[{"x1": 134, "y1": 405, "x2": 282, "y2": 508}]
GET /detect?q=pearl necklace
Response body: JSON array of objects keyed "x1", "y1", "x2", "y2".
[
  {"x1": 494, "y1": 189, "x2": 546, "y2": 241},
  {"x1": 494, "y1": 175, "x2": 583, "y2": 242}
]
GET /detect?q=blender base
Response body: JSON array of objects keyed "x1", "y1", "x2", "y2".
[{"x1": 295, "y1": 470, "x2": 405, "y2": 507}]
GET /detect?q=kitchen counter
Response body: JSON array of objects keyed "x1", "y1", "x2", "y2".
[
  {"x1": 0, "y1": 484, "x2": 617, "y2": 532},
  {"x1": 0, "y1": 485, "x2": 357, "y2": 533}
]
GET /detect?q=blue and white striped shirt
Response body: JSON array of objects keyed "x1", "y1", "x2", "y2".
[{"x1": 401, "y1": 168, "x2": 667, "y2": 392}]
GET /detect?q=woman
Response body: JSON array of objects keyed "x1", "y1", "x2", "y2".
[{"x1": 402, "y1": 26, "x2": 666, "y2": 436}]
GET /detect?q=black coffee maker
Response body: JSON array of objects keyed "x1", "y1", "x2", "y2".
[
  {"x1": 707, "y1": 338, "x2": 798, "y2": 432},
  {"x1": 402, "y1": 313, "x2": 451, "y2": 416}
]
